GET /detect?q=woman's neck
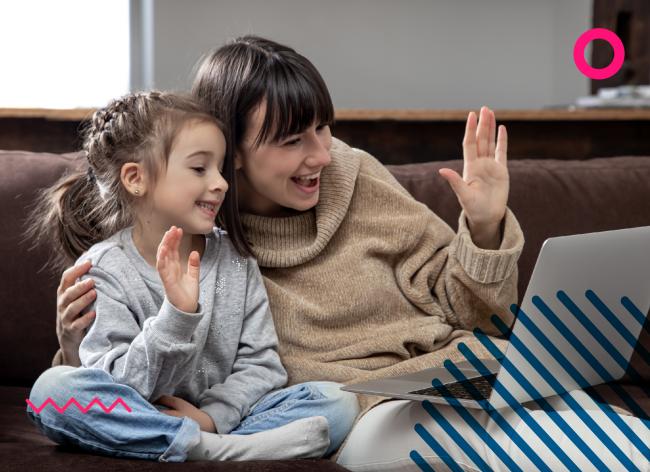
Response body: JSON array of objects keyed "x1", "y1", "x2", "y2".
[{"x1": 131, "y1": 221, "x2": 205, "y2": 268}]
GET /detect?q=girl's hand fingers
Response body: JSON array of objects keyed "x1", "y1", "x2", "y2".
[
  {"x1": 157, "y1": 227, "x2": 177, "y2": 266},
  {"x1": 156, "y1": 228, "x2": 171, "y2": 261},
  {"x1": 187, "y1": 251, "x2": 201, "y2": 280},
  {"x1": 155, "y1": 395, "x2": 186, "y2": 408},
  {"x1": 172, "y1": 231, "x2": 181, "y2": 264},
  {"x1": 488, "y1": 109, "x2": 496, "y2": 157},
  {"x1": 57, "y1": 260, "x2": 92, "y2": 297},
  {"x1": 162, "y1": 226, "x2": 178, "y2": 266},
  {"x1": 462, "y1": 111, "x2": 478, "y2": 162},
  {"x1": 172, "y1": 227, "x2": 183, "y2": 263},
  {"x1": 156, "y1": 245, "x2": 167, "y2": 273},
  {"x1": 495, "y1": 125, "x2": 508, "y2": 166},
  {"x1": 154, "y1": 395, "x2": 174, "y2": 405}
]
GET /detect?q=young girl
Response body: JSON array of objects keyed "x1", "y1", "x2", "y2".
[{"x1": 25, "y1": 91, "x2": 359, "y2": 462}]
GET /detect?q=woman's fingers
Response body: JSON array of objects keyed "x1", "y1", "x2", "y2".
[
  {"x1": 57, "y1": 260, "x2": 92, "y2": 296},
  {"x1": 68, "y1": 310, "x2": 96, "y2": 333},
  {"x1": 488, "y1": 109, "x2": 496, "y2": 158},
  {"x1": 476, "y1": 106, "x2": 490, "y2": 158},
  {"x1": 58, "y1": 278, "x2": 94, "y2": 312},
  {"x1": 438, "y1": 168, "x2": 468, "y2": 202},
  {"x1": 61, "y1": 288, "x2": 96, "y2": 326},
  {"x1": 462, "y1": 111, "x2": 478, "y2": 162},
  {"x1": 495, "y1": 125, "x2": 508, "y2": 166}
]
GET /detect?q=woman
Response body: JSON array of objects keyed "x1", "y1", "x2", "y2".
[{"x1": 47, "y1": 36, "x2": 648, "y2": 470}]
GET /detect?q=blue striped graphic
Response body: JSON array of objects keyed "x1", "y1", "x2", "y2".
[
  {"x1": 442, "y1": 359, "x2": 606, "y2": 471},
  {"x1": 418, "y1": 400, "x2": 494, "y2": 471},
  {"x1": 499, "y1": 307, "x2": 649, "y2": 464},
  {"x1": 587, "y1": 291, "x2": 650, "y2": 373},
  {"x1": 428, "y1": 379, "x2": 523, "y2": 471},
  {"x1": 557, "y1": 291, "x2": 650, "y2": 415},
  {"x1": 536, "y1": 294, "x2": 650, "y2": 415},
  {"x1": 409, "y1": 448, "x2": 437, "y2": 472},
  {"x1": 472, "y1": 329, "x2": 643, "y2": 471},
  {"x1": 409, "y1": 289, "x2": 648, "y2": 470},
  {"x1": 413, "y1": 422, "x2": 480, "y2": 472},
  {"x1": 458, "y1": 343, "x2": 583, "y2": 471},
  {"x1": 621, "y1": 295, "x2": 649, "y2": 325}
]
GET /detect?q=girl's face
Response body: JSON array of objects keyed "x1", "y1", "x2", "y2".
[
  {"x1": 148, "y1": 120, "x2": 228, "y2": 235},
  {"x1": 235, "y1": 101, "x2": 332, "y2": 217}
]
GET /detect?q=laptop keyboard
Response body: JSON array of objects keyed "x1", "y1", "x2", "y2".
[{"x1": 409, "y1": 373, "x2": 498, "y2": 400}]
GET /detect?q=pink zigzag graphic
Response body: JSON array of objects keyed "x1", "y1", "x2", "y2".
[{"x1": 26, "y1": 396, "x2": 132, "y2": 414}]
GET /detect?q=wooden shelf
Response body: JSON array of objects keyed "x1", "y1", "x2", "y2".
[
  {"x1": 3, "y1": 107, "x2": 650, "y2": 162},
  {"x1": 0, "y1": 108, "x2": 95, "y2": 121},
  {"x1": 3, "y1": 107, "x2": 650, "y2": 122},
  {"x1": 334, "y1": 108, "x2": 650, "y2": 121}
]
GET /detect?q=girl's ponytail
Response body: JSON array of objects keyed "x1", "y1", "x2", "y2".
[{"x1": 23, "y1": 166, "x2": 106, "y2": 271}]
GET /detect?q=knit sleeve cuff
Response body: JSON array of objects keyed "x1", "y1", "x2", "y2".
[
  {"x1": 455, "y1": 207, "x2": 524, "y2": 284},
  {"x1": 200, "y1": 402, "x2": 242, "y2": 435},
  {"x1": 151, "y1": 297, "x2": 204, "y2": 344}
]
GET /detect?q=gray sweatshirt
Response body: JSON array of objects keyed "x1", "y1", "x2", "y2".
[{"x1": 77, "y1": 226, "x2": 288, "y2": 434}]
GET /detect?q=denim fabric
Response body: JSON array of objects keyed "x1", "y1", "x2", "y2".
[
  {"x1": 232, "y1": 380, "x2": 360, "y2": 455},
  {"x1": 27, "y1": 366, "x2": 359, "y2": 461}
]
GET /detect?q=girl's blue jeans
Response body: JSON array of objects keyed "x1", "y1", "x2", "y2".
[{"x1": 26, "y1": 366, "x2": 360, "y2": 462}]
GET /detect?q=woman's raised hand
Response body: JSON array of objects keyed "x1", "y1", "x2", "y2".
[
  {"x1": 156, "y1": 226, "x2": 200, "y2": 313},
  {"x1": 438, "y1": 106, "x2": 509, "y2": 249}
]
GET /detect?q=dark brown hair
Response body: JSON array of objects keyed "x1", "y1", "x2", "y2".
[
  {"x1": 191, "y1": 35, "x2": 335, "y2": 255},
  {"x1": 24, "y1": 90, "x2": 247, "y2": 273}
]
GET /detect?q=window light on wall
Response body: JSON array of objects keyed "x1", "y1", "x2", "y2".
[{"x1": 0, "y1": 0, "x2": 130, "y2": 109}]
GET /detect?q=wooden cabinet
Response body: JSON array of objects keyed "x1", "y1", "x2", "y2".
[{"x1": 592, "y1": 0, "x2": 650, "y2": 93}]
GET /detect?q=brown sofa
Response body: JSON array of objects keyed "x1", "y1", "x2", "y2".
[{"x1": 1, "y1": 148, "x2": 648, "y2": 471}]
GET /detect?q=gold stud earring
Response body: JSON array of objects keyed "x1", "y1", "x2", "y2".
[{"x1": 134, "y1": 189, "x2": 140, "y2": 196}]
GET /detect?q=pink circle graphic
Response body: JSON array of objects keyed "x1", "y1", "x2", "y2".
[{"x1": 573, "y1": 28, "x2": 625, "y2": 80}]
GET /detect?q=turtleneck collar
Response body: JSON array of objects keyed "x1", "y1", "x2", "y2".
[{"x1": 240, "y1": 138, "x2": 361, "y2": 268}]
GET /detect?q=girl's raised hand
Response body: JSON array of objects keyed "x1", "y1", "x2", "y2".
[
  {"x1": 156, "y1": 226, "x2": 200, "y2": 313},
  {"x1": 438, "y1": 106, "x2": 509, "y2": 249}
]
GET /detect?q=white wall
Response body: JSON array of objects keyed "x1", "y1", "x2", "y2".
[{"x1": 134, "y1": 0, "x2": 592, "y2": 109}]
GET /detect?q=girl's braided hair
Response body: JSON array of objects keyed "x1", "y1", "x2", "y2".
[{"x1": 23, "y1": 90, "x2": 245, "y2": 273}]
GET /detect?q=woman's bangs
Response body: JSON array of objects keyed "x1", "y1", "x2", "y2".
[{"x1": 256, "y1": 62, "x2": 334, "y2": 146}]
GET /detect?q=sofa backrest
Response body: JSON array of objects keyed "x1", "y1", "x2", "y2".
[{"x1": 2, "y1": 149, "x2": 649, "y2": 385}]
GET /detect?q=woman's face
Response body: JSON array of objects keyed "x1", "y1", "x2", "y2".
[{"x1": 235, "y1": 101, "x2": 332, "y2": 217}]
